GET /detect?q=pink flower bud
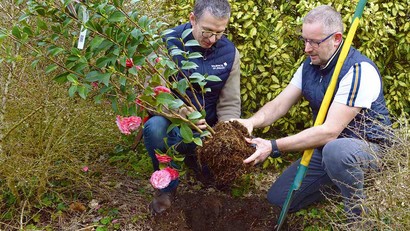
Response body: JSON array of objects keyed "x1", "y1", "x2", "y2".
[
  {"x1": 155, "y1": 57, "x2": 161, "y2": 63},
  {"x1": 126, "y1": 58, "x2": 134, "y2": 68},
  {"x1": 155, "y1": 153, "x2": 172, "y2": 163},
  {"x1": 91, "y1": 82, "x2": 99, "y2": 89},
  {"x1": 82, "y1": 166, "x2": 89, "y2": 172},
  {"x1": 153, "y1": 86, "x2": 171, "y2": 96}
]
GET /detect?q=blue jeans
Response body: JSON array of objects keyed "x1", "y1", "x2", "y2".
[
  {"x1": 267, "y1": 138, "x2": 380, "y2": 218},
  {"x1": 143, "y1": 116, "x2": 198, "y2": 192}
]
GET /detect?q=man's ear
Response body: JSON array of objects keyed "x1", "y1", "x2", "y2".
[
  {"x1": 334, "y1": 32, "x2": 343, "y2": 45},
  {"x1": 189, "y1": 12, "x2": 196, "y2": 25}
]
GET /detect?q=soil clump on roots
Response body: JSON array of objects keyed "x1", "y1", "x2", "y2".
[{"x1": 197, "y1": 121, "x2": 256, "y2": 186}]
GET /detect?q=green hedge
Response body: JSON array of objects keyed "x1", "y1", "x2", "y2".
[{"x1": 162, "y1": 0, "x2": 410, "y2": 137}]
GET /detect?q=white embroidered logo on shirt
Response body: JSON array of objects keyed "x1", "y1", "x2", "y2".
[{"x1": 211, "y1": 62, "x2": 228, "y2": 70}]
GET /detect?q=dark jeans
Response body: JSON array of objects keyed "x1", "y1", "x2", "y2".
[
  {"x1": 143, "y1": 115, "x2": 198, "y2": 192},
  {"x1": 267, "y1": 138, "x2": 380, "y2": 217}
]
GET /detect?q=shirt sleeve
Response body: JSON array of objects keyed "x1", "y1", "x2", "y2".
[
  {"x1": 333, "y1": 62, "x2": 381, "y2": 108},
  {"x1": 216, "y1": 48, "x2": 241, "y2": 121},
  {"x1": 289, "y1": 64, "x2": 303, "y2": 89}
]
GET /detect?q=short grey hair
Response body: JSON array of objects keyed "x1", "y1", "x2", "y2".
[
  {"x1": 303, "y1": 5, "x2": 344, "y2": 34},
  {"x1": 193, "y1": 0, "x2": 231, "y2": 20}
]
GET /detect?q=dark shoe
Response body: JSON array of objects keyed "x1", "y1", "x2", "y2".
[{"x1": 149, "y1": 189, "x2": 176, "y2": 215}]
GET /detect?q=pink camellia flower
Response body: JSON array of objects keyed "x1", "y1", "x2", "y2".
[
  {"x1": 150, "y1": 169, "x2": 172, "y2": 189},
  {"x1": 153, "y1": 86, "x2": 171, "y2": 96},
  {"x1": 164, "y1": 167, "x2": 179, "y2": 180},
  {"x1": 155, "y1": 153, "x2": 172, "y2": 163},
  {"x1": 125, "y1": 58, "x2": 134, "y2": 68},
  {"x1": 116, "y1": 115, "x2": 142, "y2": 135},
  {"x1": 82, "y1": 166, "x2": 89, "y2": 172}
]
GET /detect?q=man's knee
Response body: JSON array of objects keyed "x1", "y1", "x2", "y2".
[{"x1": 143, "y1": 116, "x2": 169, "y2": 140}]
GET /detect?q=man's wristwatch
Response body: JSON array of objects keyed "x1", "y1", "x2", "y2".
[{"x1": 270, "y1": 139, "x2": 281, "y2": 158}]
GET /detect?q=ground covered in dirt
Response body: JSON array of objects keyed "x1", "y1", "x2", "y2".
[
  {"x1": 42, "y1": 121, "x2": 305, "y2": 230},
  {"x1": 151, "y1": 190, "x2": 280, "y2": 231},
  {"x1": 50, "y1": 165, "x2": 303, "y2": 231}
]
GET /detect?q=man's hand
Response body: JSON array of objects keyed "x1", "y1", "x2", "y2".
[
  {"x1": 230, "y1": 118, "x2": 254, "y2": 135},
  {"x1": 243, "y1": 137, "x2": 271, "y2": 165}
]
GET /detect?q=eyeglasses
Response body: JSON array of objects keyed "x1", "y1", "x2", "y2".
[
  {"x1": 299, "y1": 32, "x2": 336, "y2": 48},
  {"x1": 201, "y1": 30, "x2": 227, "y2": 40}
]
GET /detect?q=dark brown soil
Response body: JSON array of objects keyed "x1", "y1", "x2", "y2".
[{"x1": 150, "y1": 190, "x2": 281, "y2": 231}]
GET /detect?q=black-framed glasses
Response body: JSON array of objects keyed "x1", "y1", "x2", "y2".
[
  {"x1": 299, "y1": 32, "x2": 336, "y2": 48},
  {"x1": 201, "y1": 30, "x2": 227, "y2": 40}
]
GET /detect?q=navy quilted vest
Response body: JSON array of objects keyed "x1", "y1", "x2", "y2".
[{"x1": 301, "y1": 46, "x2": 391, "y2": 144}]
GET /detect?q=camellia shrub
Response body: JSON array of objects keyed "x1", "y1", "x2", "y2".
[{"x1": 2, "y1": 0, "x2": 227, "y2": 192}]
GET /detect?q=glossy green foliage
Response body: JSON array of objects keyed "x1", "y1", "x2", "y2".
[{"x1": 162, "y1": 0, "x2": 410, "y2": 137}]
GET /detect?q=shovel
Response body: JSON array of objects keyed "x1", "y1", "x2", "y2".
[{"x1": 275, "y1": 0, "x2": 368, "y2": 229}]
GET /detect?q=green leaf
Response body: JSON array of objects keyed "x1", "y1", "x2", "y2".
[
  {"x1": 169, "y1": 99, "x2": 184, "y2": 110},
  {"x1": 48, "y1": 47, "x2": 65, "y2": 56},
  {"x1": 170, "y1": 48, "x2": 185, "y2": 57},
  {"x1": 181, "y1": 29, "x2": 193, "y2": 40},
  {"x1": 90, "y1": 36, "x2": 104, "y2": 50},
  {"x1": 85, "y1": 71, "x2": 100, "y2": 82},
  {"x1": 138, "y1": 15, "x2": 148, "y2": 28},
  {"x1": 11, "y1": 26, "x2": 21, "y2": 39},
  {"x1": 67, "y1": 74, "x2": 78, "y2": 83},
  {"x1": 177, "y1": 79, "x2": 188, "y2": 95},
  {"x1": 77, "y1": 86, "x2": 87, "y2": 99},
  {"x1": 200, "y1": 130, "x2": 211, "y2": 138},
  {"x1": 161, "y1": 29, "x2": 174, "y2": 36},
  {"x1": 205, "y1": 75, "x2": 221, "y2": 82},
  {"x1": 45, "y1": 64, "x2": 58, "y2": 74},
  {"x1": 181, "y1": 60, "x2": 198, "y2": 70},
  {"x1": 156, "y1": 92, "x2": 175, "y2": 106},
  {"x1": 68, "y1": 85, "x2": 77, "y2": 97},
  {"x1": 100, "y1": 73, "x2": 111, "y2": 86},
  {"x1": 193, "y1": 137, "x2": 202, "y2": 146},
  {"x1": 187, "y1": 111, "x2": 202, "y2": 120},
  {"x1": 96, "y1": 56, "x2": 116, "y2": 68},
  {"x1": 188, "y1": 52, "x2": 202, "y2": 59},
  {"x1": 180, "y1": 123, "x2": 193, "y2": 142},
  {"x1": 184, "y1": 40, "x2": 200, "y2": 47},
  {"x1": 130, "y1": 28, "x2": 143, "y2": 40},
  {"x1": 53, "y1": 72, "x2": 69, "y2": 83},
  {"x1": 108, "y1": 11, "x2": 126, "y2": 22},
  {"x1": 189, "y1": 72, "x2": 205, "y2": 82},
  {"x1": 113, "y1": 0, "x2": 124, "y2": 7},
  {"x1": 166, "y1": 123, "x2": 179, "y2": 133},
  {"x1": 119, "y1": 76, "x2": 126, "y2": 86}
]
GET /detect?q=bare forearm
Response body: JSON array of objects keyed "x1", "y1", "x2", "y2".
[
  {"x1": 249, "y1": 100, "x2": 287, "y2": 129},
  {"x1": 277, "y1": 125, "x2": 338, "y2": 152}
]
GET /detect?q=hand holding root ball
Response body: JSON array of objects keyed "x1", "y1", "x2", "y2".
[{"x1": 243, "y1": 137, "x2": 272, "y2": 165}]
